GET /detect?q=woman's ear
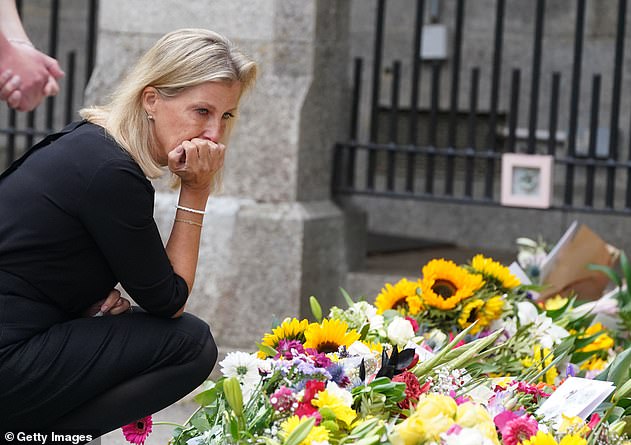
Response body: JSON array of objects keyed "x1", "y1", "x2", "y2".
[{"x1": 141, "y1": 87, "x2": 159, "y2": 115}]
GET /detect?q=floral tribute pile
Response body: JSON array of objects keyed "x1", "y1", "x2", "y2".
[{"x1": 123, "y1": 250, "x2": 631, "y2": 445}]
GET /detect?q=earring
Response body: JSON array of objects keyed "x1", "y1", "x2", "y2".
[{"x1": 146, "y1": 112, "x2": 154, "y2": 120}]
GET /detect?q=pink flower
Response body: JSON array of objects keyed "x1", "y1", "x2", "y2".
[
  {"x1": 445, "y1": 424, "x2": 463, "y2": 435},
  {"x1": 405, "y1": 316, "x2": 420, "y2": 333},
  {"x1": 270, "y1": 386, "x2": 297, "y2": 414},
  {"x1": 515, "y1": 382, "x2": 550, "y2": 400},
  {"x1": 588, "y1": 412, "x2": 601, "y2": 429},
  {"x1": 499, "y1": 414, "x2": 539, "y2": 445},
  {"x1": 121, "y1": 416, "x2": 153, "y2": 445},
  {"x1": 494, "y1": 410, "x2": 519, "y2": 431}
]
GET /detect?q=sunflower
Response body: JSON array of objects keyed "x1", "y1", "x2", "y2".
[
  {"x1": 304, "y1": 319, "x2": 360, "y2": 354},
  {"x1": 458, "y1": 299, "x2": 485, "y2": 333},
  {"x1": 259, "y1": 318, "x2": 310, "y2": 358},
  {"x1": 470, "y1": 254, "x2": 520, "y2": 290},
  {"x1": 458, "y1": 295, "x2": 505, "y2": 334},
  {"x1": 419, "y1": 259, "x2": 485, "y2": 311},
  {"x1": 481, "y1": 295, "x2": 505, "y2": 323},
  {"x1": 375, "y1": 278, "x2": 423, "y2": 315}
]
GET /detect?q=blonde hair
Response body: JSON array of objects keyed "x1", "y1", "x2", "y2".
[{"x1": 80, "y1": 28, "x2": 257, "y2": 178}]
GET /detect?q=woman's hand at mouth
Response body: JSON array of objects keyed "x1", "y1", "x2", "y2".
[{"x1": 167, "y1": 138, "x2": 225, "y2": 192}]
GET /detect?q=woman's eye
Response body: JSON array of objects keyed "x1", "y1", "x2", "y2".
[
  {"x1": 222, "y1": 112, "x2": 235, "y2": 120},
  {"x1": 196, "y1": 108, "x2": 209, "y2": 115}
]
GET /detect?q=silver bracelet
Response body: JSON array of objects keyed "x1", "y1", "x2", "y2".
[{"x1": 176, "y1": 205, "x2": 206, "y2": 215}]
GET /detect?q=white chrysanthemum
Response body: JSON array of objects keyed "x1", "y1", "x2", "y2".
[
  {"x1": 219, "y1": 351, "x2": 262, "y2": 387},
  {"x1": 325, "y1": 381, "x2": 353, "y2": 406},
  {"x1": 386, "y1": 317, "x2": 415, "y2": 347}
]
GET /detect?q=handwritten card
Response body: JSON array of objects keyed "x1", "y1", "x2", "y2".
[{"x1": 536, "y1": 377, "x2": 615, "y2": 426}]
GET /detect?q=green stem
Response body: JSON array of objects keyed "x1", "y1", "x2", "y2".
[
  {"x1": 183, "y1": 406, "x2": 201, "y2": 427},
  {"x1": 153, "y1": 421, "x2": 187, "y2": 429}
]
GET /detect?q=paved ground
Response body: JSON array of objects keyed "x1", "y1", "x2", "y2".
[{"x1": 97, "y1": 400, "x2": 197, "y2": 445}]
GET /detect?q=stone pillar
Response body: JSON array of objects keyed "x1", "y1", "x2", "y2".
[{"x1": 85, "y1": 0, "x2": 351, "y2": 350}]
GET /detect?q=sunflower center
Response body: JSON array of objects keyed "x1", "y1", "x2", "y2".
[
  {"x1": 317, "y1": 342, "x2": 340, "y2": 354},
  {"x1": 392, "y1": 297, "x2": 407, "y2": 310},
  {"x1": 467, "y1": 307, "x2": 479, "y2": 323},
  {"x1": 432, "y1": 279, "x2": 457, "y2": 299}
]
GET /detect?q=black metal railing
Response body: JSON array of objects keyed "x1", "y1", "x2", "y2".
[
  {"x1": 1, "y1": 0, "x2": 98, "y2": 170},
  {"x1": 332, "y1": 0, "x2": 631, "y2": 214}
]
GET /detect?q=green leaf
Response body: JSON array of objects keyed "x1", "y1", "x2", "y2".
[
  {"x1": 612, "y1": 378, "x2": 631, "y2": 403},
  {"x1": 309, "y1": 295, "x2": 323, "y2": 322},
  {"x1": 596, "y1": 347, "x2": 631, "y2": 387},
  {"x1": 620, "y1": 251, "x2": 631, "y2": 291},
  {"x1": 358, "y1": 322, "x2": 370, "y2": 340},
  {"x1": 257, "y1": 342, "x2": 278, "y2": 358},
  {"x1": 587, "y1": 264, "x2": 622, "y2": 288},
  {"x1": 340, "y1": 287, "x2": 355, "y2": 307},
  {"x1": 571, "y1": 351, "x2": 600, "y2": 364},
  {"x1": 353, "y1": 435, "x2": 382, "y2": 445},
  {"x1": 545, "y1": 296, "x2": 575, "y2": 319},
  {"x1": 347, "y1": 418, "x2": 381, "y2": 437},
  {"x1": 193, "y1": 387, "x2": 218, "y2": 407},
  {"x1": 284, "y1": 417, "x2": 316, "y2": 445},
  {"x1": 190, "y1": 414, "x2": 211, "y2": 432},
  {"x1": 572, "y1": 332, "x2": 605, "y2": 351},
  {"x1": 228, "y1": 416, "x2": 239, "y2": 439}
]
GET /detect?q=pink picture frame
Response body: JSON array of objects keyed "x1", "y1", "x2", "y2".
[{"x1": 500, "y1": 153, "x2": 554, "y2": 209}]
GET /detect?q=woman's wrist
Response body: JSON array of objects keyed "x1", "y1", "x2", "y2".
[{"x1": 178, "y1": 186, "x2": 210, "y2": 214}]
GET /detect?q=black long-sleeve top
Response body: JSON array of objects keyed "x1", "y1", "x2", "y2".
[{"x1": 0, "y1": 121, "x2": 188, "y2": 317}]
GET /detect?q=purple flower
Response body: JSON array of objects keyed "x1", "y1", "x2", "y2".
[
  {"x1": 306, "y1": 349, "x2": 332, "y2": 368},
  {"x1": 326, "y1": 362, "x2": 350, "y2": 387},
  {"x1": 275, "y1": 339, "x2": 305, "y2": 360}
]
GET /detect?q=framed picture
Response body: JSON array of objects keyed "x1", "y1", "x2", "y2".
[{"x1": 500, "y1": 153, "x2": 554, "y2": 209}]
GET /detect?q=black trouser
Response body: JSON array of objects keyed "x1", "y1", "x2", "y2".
[{"x1": 0, "y1": 291, "x2": 217, "y2": 436}]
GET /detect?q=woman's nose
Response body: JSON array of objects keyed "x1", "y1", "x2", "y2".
[{"x1": 203, "y1": 119, "x2": 223, "y2": 142}]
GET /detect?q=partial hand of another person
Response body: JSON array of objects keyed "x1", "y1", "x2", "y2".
[
  {"x1": 0, "y1": 41, "x2": 63, "y2": 111},
  {"x1": 167, "y1": 138, "x2": 226, "y2": 192},
  {"x1": 82, "y1": 289, "x2": 132, "y2": 317},
  {"x1": 0, "y1": 68, "x2": 21, "y2": 108}
]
